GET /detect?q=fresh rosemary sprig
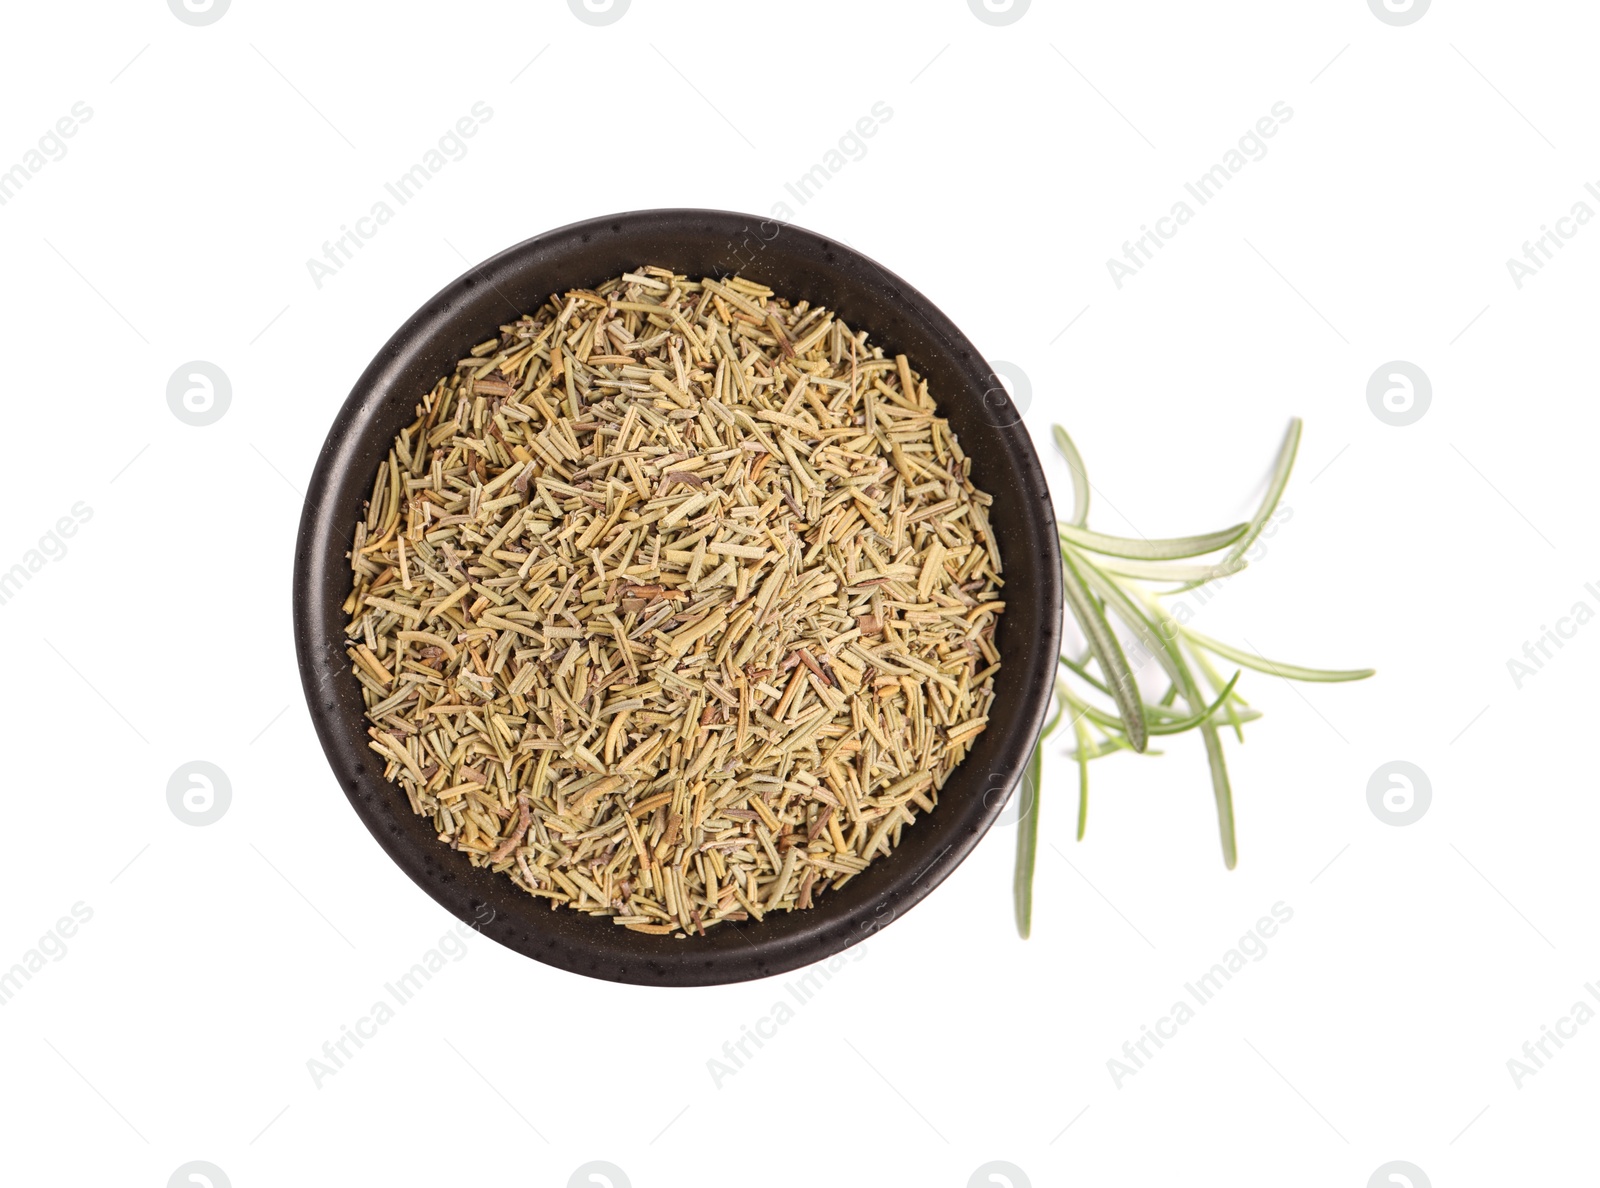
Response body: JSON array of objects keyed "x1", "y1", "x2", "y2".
[{"x1": 1014, "y1": 419, "x2": 1373, "y2": 938}]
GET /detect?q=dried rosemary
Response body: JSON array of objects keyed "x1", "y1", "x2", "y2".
[{"x1": 344, "y1": 268, "x2": 1004, "y2": 937}]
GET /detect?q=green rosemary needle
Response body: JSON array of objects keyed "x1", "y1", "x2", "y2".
[{"x1": 1013, "y1": 418, "x2": 1374, "y2": 938}]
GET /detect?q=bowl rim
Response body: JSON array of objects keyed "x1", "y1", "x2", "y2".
[{"x1": 292, "y1": 208, "x2": 1061, "y2": 986}]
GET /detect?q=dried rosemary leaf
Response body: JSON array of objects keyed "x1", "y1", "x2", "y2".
[{"x1": 345, "y1": 269, "x2": 1005, "y2": 935}]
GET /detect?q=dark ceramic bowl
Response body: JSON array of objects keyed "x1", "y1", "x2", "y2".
[{"x1": 292, "y1": 209, "x2": 1061, "y2": 986}]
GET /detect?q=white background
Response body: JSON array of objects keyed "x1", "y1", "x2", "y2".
[{"x1": 0, "y1": 1, "x2": 1593, "y2": 1185}]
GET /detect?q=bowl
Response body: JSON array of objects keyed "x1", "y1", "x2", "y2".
[{"x1": 292, "y1": 209, "x2": 1062, "y2": 986}]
